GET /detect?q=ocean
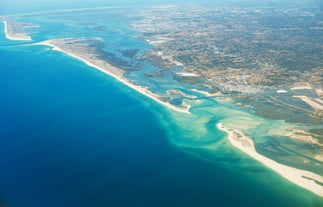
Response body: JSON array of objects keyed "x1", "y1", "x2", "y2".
[{"x1": 0, "y1": 5, "x2": 322, "y2": 207}]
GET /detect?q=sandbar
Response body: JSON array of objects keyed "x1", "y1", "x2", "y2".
[
  {"x1": 217, "y1": 122, "x2": 323, "y2": 197},
  {"x1": 36, "y1": 39, "x2": 190, "y2": 114},
  {"x1": 191, "y1": 89, "x2": 222, "y2": 97},
  {"x1": 276, "y1": 89, "x2": 288, "y2": 93},
  {"x1": 176, "y1": 72, "x2": 200, "y2": 77}
]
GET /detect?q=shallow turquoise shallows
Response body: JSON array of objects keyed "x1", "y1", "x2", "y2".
[{"x1": 0, "y1": 8, "x2": 322, "y2": 207}]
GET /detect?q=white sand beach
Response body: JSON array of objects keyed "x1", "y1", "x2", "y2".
[
  {"x1": 217, "y1": 122, "x2": 323, "y2": 197},
  {"x1": 36, "y1": 40, "x2": 190, "y2": 114},
  {"x1": 3, "y1": 21, "x2": 32, "y2": 41}
]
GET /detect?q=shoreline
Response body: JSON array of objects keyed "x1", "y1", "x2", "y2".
[
  {"x1": 3, "y1": 21, "x2": 32, "y2": 41},
  {"x1": 217, "y1": 122, "x2": 323, "y2": 198},
  {"x1": 36, "y1": 40, "x2": 190, "y2": 114},
  {"x1": 33, "y1": 39, "x2": 322, "y2": 197}
]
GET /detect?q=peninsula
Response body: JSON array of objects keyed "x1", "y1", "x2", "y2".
[{"x1": 3, "y1": 21, "x2": 32, "y2": 41}]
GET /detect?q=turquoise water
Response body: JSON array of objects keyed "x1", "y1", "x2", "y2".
[{"x1": 0, "y1": 7, "x2": 323, "y2": 207}]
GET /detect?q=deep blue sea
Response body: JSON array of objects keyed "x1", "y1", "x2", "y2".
[{"x1": 0, "y1": 5, "x2": 322, "y2": 207}]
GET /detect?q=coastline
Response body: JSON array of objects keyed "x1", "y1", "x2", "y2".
[
  {"x1": 36, "y1": 40, "x2": 190, "y2": 114},
  {"x1": 32, "y1": 39, "x2": 323, "y2": 198},
  {"x1": 3, "y1": 21, "x2": 32, "y2": 41},
  {"x1": 217, "y1": 122, "x2": 323, "y2": 198}
]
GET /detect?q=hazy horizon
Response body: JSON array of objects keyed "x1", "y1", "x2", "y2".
[
  {"x1": 0, "y1": 0, "x2": 188, "y2": 15},
  {"x1": 1, "y1": 0, "x2": 322, "y2": 16}
]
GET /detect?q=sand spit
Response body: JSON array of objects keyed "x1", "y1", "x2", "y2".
[
  {"x1": 3, "y1": 21, "x2": 32, "y2": 41},
  {"x1": 217, "y1": 122, "x2": 323, "y2": 197},
  {"x1": 36, "y1": 39, "x2": 190, "y2": 114}
]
